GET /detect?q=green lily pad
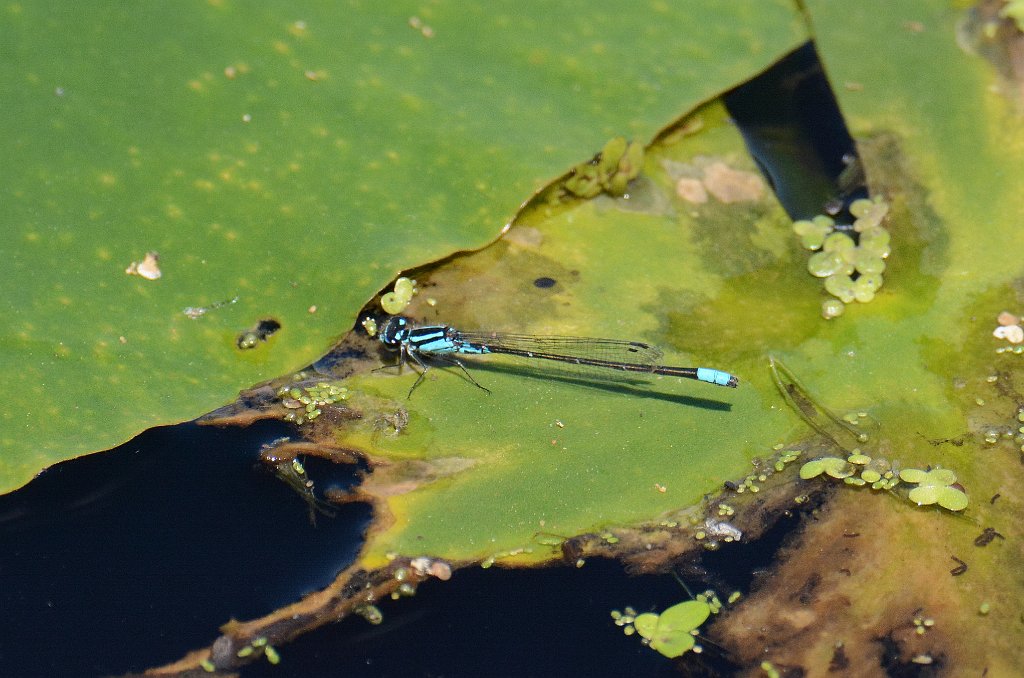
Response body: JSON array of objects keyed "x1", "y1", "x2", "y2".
[
  {"x1": 693, "y1": 0, "x2": 1018, "y2": 670},
  {"x1": 119, "y1": 1, "x2": 1024, "y2": 671},
  {"x1": 334, "y1": 101, "x2": 807, "y2": 566},
  {"x1": 0, "y1": 0, "x2": 807, "y2": 494}
]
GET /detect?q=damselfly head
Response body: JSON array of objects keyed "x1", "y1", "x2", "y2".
[{"x1": 379, "y1": 316, "x2": 410, "y2": 347}]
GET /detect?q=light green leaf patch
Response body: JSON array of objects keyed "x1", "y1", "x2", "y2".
[{"x1": 339, "y1": 102, "x2": 802, "y2": 566}]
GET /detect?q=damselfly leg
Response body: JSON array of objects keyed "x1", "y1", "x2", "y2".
[{"x1": 379, "y1": 341, "x2": 491, "y2": 398}]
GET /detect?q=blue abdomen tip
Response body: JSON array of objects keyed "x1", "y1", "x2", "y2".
[{"x1": 697, "y1": 368, "x2": 739, "y2": 387}]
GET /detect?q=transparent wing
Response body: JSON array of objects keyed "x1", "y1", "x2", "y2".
[{"x1": 453, "y1": 331, "x2": 664, "y2": 368}]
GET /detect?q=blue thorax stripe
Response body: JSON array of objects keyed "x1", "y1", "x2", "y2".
[{"x1": 407, "y1": 327, "x2": 456, "y2": 354}]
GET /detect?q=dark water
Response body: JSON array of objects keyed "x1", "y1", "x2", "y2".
[
  {"x1": 0, "y1": 420, "x2": 370, "y2": 676},
  {"x1": 238, "y1": 509, "x2": 804, "y2": 678},
  {"x1": 240, "y1": 559, "x2": 732, "y2": 678},
  {"x1": 0, "y1": 407, "x2": 798, "y2": 678},
  {"x1": 725, "y1": 41, "x2": 863, "y2": 219},
  {"x1": 0, "y1": 40, "x2": 855, "y2": 677}
]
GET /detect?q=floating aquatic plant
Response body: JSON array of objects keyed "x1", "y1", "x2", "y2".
[
  {"x1": 276, "y1": 378, "x2": 350, "y2": 424},
  {"x1": 798, "y1": 451, "x2": 900, "y2": 489},
  {"x1": 558, "y1": 136, "x2": 645, "y2": 200},
  {"x1": 799, "y1": 452, "x2": 967, "y2": 511},
  {"x1": 773, "y1": 357, "x2": 966, "y2": 511},
  {"x1": 612, "y1": 595, "x2": 716, "y2": 659},
  {"x1": 380, "y1": 276, "x2": 418, "y2": 315},
  {"x1": 792, "y1": 196, "x2": 891, "y2": 319},
  {"x1": 799, "y1": 456, "x2": 853, "y2": 480},
  {"x1": 899, "y1": 468, "x2": 969, "y2": 511}
]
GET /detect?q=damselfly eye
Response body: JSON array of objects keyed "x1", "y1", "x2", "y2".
[{"x1": 379, "y1": 316, "x2": 409, "y2": 346}]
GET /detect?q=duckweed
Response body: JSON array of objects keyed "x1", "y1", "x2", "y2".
[
  {"x1": 912, "y1": 614, "x2": 935, "y2": 635},
  {"x1": 791, "y1": 196, "x2": 891, "y2": 317},
  {"x1": 801, "y1": 450, "x2": 967, "y2": 510},
  {"x1": 852, "y1": 282, "x2": 874, "y2": 303},
  {"x1": 380, "y1": 292, "x2": 404, "y2": 314},
  {"x1": 899, "y1": 468, "x2": 957, "y2": 485},
  {"x1": 276, "y1": 380, "x2": 349, "y2": 424},
  {"x1": 236, "y1": 318, "x2": 282, "y2": 350},
  {"x1": 852, "y1": 248, "x2": 886, "y2": 275},
  {"x1": 850, "y1": 196, "x2": 889, "y2": 225},
  {"x1": 559, "y1": 136, "x2": 645, "y2": 200},
  {"x1": 823, "y1": 232, "x2": 855, "y2": 253},
  {"x1": 907, "y1": 484, "x2": 969, "y2": 511},
  {"x1": 822, "y1": 298, "x2": 845, "y2": 319},
  {"x1": 695, "y1": 590, "x2": 723, "y2": 613},
  {"x1": 824, "y1": 273, "x2": 856, "y2": 302},
  {"x1": 862, "y1": 273, "x2": 884, "y2": 292},
  {"x1": 611, "y1": 606, "x2": 637, "y2": 626},
  {"x1": 900, "y1": 468, "x2": 970, "y2": 511},
  {"x1": 630, "y1": 600, "x2": 711, "y2": 658},
  {"x1": 861, "y1": 469, "x2": 882, "y2": 483},
  {"x1": 808, "y1": 251, "x2": 854, "y2": 278},
  {"x1": 799, "y1": 456, "x2": 853, "y2": 479},
  {"x1": 393, "y1": 277, "x2": 416, "y2": 301},
  {"x1": 381, "y1": 277, "x2": 418, "y2": 314},
  {"x1": 859, "y1": 227, "x2": 891, "y2": 257},
  {"x1": 793, "y1": 218, "x2": 833, "y2": 249}
]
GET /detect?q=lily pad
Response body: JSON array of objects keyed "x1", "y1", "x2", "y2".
[
  {"x1": 0, "y1": 0, "x2": 807, "y2": 494},
  {"x1": 335, "y1": 102, "x2": 799, "y2": 566},
  {"x1": 703, "y1": 0, "x2": 1024, "y2": 673}
]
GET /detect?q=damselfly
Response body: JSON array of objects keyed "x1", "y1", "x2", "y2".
[{"x1": 378, "y1": 316, "x2": 738, "y2": 396}]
